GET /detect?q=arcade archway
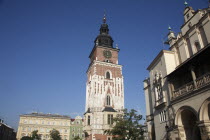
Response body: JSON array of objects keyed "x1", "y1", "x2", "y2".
[{"x1": 175, "y1": 106, "x2": 201, "y2": 140}]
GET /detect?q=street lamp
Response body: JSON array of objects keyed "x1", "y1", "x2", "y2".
[{"x1": 165, "y1": 122, "x2": 169, "y2": 140}]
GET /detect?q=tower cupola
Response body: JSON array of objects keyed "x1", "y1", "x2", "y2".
[{"x1": 94, "y1": 14, "x2": 114, "y2": 48}]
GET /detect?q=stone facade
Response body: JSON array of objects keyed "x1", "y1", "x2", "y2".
[
  {"x1": 84, "y1": 17, "x2": 124, "y2": 140},
  {"x1": 144, "y1": 5, "x2": 210, "y2": 140},
  {"x1": 16, "y1": 113, "x2": 71, "y2": 140}
]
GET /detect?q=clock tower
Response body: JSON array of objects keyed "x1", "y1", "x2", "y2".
[{"x1": 84, "y1": 16, "x2": 124, "y2": 140}]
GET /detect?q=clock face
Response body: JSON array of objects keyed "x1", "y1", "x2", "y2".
[{"x1": 103, "y1": 50, "x2": 112, "y2": 58}]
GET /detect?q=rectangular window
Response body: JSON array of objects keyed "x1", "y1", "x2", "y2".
[
  {"x1": 107, "y1": 114, "x2": 113, "y2": 125},
  {"x1": 107, "y1": 137, "x2": 112, "y2": 140},
  {"x1": 28, "y1": 127, "x2": 31, "y2": 132},
  {"x1": 186, "y1": 38, "x2": 193, "y2": 56},
  {"x1": 186, "y1": 13, "x2": 190, "y2": 19},
  {"x1": 40, "y1": 128, "x2": 44, "y2": 132},
  {"x1": 88, "y1": 116, "x2": 90, "y2": 125},
  {"x1": 23, "y1": 120, "x2": 27, "y2": 124},
  {"x1": 176, "y1": 46, "x2": 182, "y2": 64},
  {"x1": 159, "y1": 110, "x2": 166, "y2": 123}
]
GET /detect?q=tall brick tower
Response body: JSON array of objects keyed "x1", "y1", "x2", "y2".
[{"x1": 84, "y1": 15, "x2": 124, "y2": 140}]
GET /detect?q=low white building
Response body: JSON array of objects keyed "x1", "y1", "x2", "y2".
[{"x1": 16, "y1": 113, "x2": 71, "y2": 140}]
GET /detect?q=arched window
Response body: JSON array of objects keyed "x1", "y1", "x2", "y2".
[
  {"x1": 106, "y1": 72, "x2": 111, "y2": 79},
  {"x1": 106, "y1": 95, "x2": 111, "y2": 106},
  {"x1": 195, "y1": 41, "x2": 201, "y2": 52}
]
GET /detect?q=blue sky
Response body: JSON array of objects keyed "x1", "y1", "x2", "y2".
[{"x1": 0, "y1": 0, "x2": 207, "y2": 129}]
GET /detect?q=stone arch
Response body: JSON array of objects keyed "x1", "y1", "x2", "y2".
[
  {"x1": 175, "y1": 106, "x2": 201, "y2": 140},
  {"x1": 175, "y1": 106, "x2": 198, "y2": 126},
  {"x1": 198, "y1": 97, "x2": 210, "y2": 140},
  {"x1": 199, "y1": 97, "x2": 210, "y2": 121}
]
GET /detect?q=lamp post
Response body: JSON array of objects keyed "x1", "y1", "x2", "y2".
[{"x1": 165, "y1": 122, "x2": 169, "y2": 140}]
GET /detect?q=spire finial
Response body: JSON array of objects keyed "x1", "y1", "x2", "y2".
[
  {"x1": 103, "y1": 10, "x2": 106, "y2": 23},
  {"x1": 168, "y1": 25, "x2": 172, "y2": 31},
  {"x1": 184, "y1": 1, "x2": 188, "y2": 7}
]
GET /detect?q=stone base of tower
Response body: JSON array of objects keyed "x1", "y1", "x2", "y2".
[{"x1": 85, "y1": 134, "x2": 113, "y2": 140}]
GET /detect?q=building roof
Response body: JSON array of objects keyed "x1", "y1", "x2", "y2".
[
  {"x1": 102, "y1": 107, "x2": 117, "y2": 112},
  {"x1": 20, "y1": 112, "x2": 71, "y2": 119},
  {"x1": 147, "y1": 50, "x2": 174, "y2": 70},
  {"x1": 84, "y1": 108, "x2": 91, "y2": 115}
]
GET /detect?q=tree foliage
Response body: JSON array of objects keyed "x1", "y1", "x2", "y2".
[
  {"x1": 73, "y1": 136, "x2": 82, "y2": 140},
  {"x1": 50, "y1": 129, "x2": 61, "y2": 140},
  {"x1": 21, "y1": 130, "x2": 41, "y2": 140},
  {"x1": 105, "y1": 109, "x2": 144, "y2": 140},
  {"x1": 31, "y1": 130, "x2": 41, "y2": 140},
  {"x1": 20, "y1": 136, "x2": 32, "y2": 140}
]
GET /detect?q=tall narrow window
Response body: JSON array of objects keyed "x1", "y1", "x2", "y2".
[
  {"x1": 108, "y1": 114, "x2": 113, "y2": 124},
  {"x1": 176, "y1": 46, "x2": 182, "y2": 64},
  {"x1": 107, "y1": 95, "x2": 111, "y2": 106},
  {"x1": 106, "y1": 72, "x2": 110, "y2": 79},
  {"x1": 159, "y1": 110, "x2": 166, "y2": 123},
  {"x1": 88, "y1": 116, "x2": 90, "y2": 125},
  {"x1": 194, "y1": 41, "x2": 201, "y2": 52},
  {"x1": 199, "y1": 26, "x2": 208, "y2": 47},
  {"x1": 186, "y1": 38, "x2": 193, "y2": 56}
]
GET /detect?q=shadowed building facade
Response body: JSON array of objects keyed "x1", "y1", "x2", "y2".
[
  {"x1": 144, "y1": 4, "x2": 210, "y2": 140},
  {"x1": 0, "y1": 119, "x2": 16, "y2": 140},
  {"x1": 84, "y1": 16, "x2": 124, "y2": 140}
]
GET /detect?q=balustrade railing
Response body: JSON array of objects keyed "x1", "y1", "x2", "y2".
[{"x1": 172, "y1": 73, "x2": 210, "y2": 99}]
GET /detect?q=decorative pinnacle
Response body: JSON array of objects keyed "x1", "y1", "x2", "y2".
[
  {"x1": 184, "y1": 1, "x2": 188, "y2": 7},
  {"x1": 103, "y1": 11, "x2": 106, "y2": 23},
  {"x1": 116, "y1": 44, "x2": 118, "y2": 49},
  {"x1": 168, "y1": 26, "x2": 172, "y2": 31}
]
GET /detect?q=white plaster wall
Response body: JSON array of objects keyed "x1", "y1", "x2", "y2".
[{"x1": 163, "y1": 53, "x2": 176, "y2": 75}]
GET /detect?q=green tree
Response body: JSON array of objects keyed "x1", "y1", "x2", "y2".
[
  {"x1": 20, "y1": 136, "x2": 32, "y2": 140},
  {"x1": 50, "y1": 129, "x2": 61, "y2": 140},
  {"x1": 73, "y1": 136, "x2": 82, "y2": 140},
  {"x1": 31, "y1": 130, "x2": 41, "y2": 140},
  {"x1": 105, "y1": 109, "x2": 144, "y2": 140}
]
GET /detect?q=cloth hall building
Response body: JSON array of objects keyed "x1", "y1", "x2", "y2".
[{"x1": 144, "y1": 4, "x2": 210, "y2": 140}]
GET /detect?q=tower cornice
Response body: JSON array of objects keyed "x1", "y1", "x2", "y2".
[{"x1": 86, "y1": 60, "x2": 122, "y2": 74}]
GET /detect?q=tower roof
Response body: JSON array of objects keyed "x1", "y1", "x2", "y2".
[{"x1": 94, "y1": 15, "x2": 114, "y2": 48}]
